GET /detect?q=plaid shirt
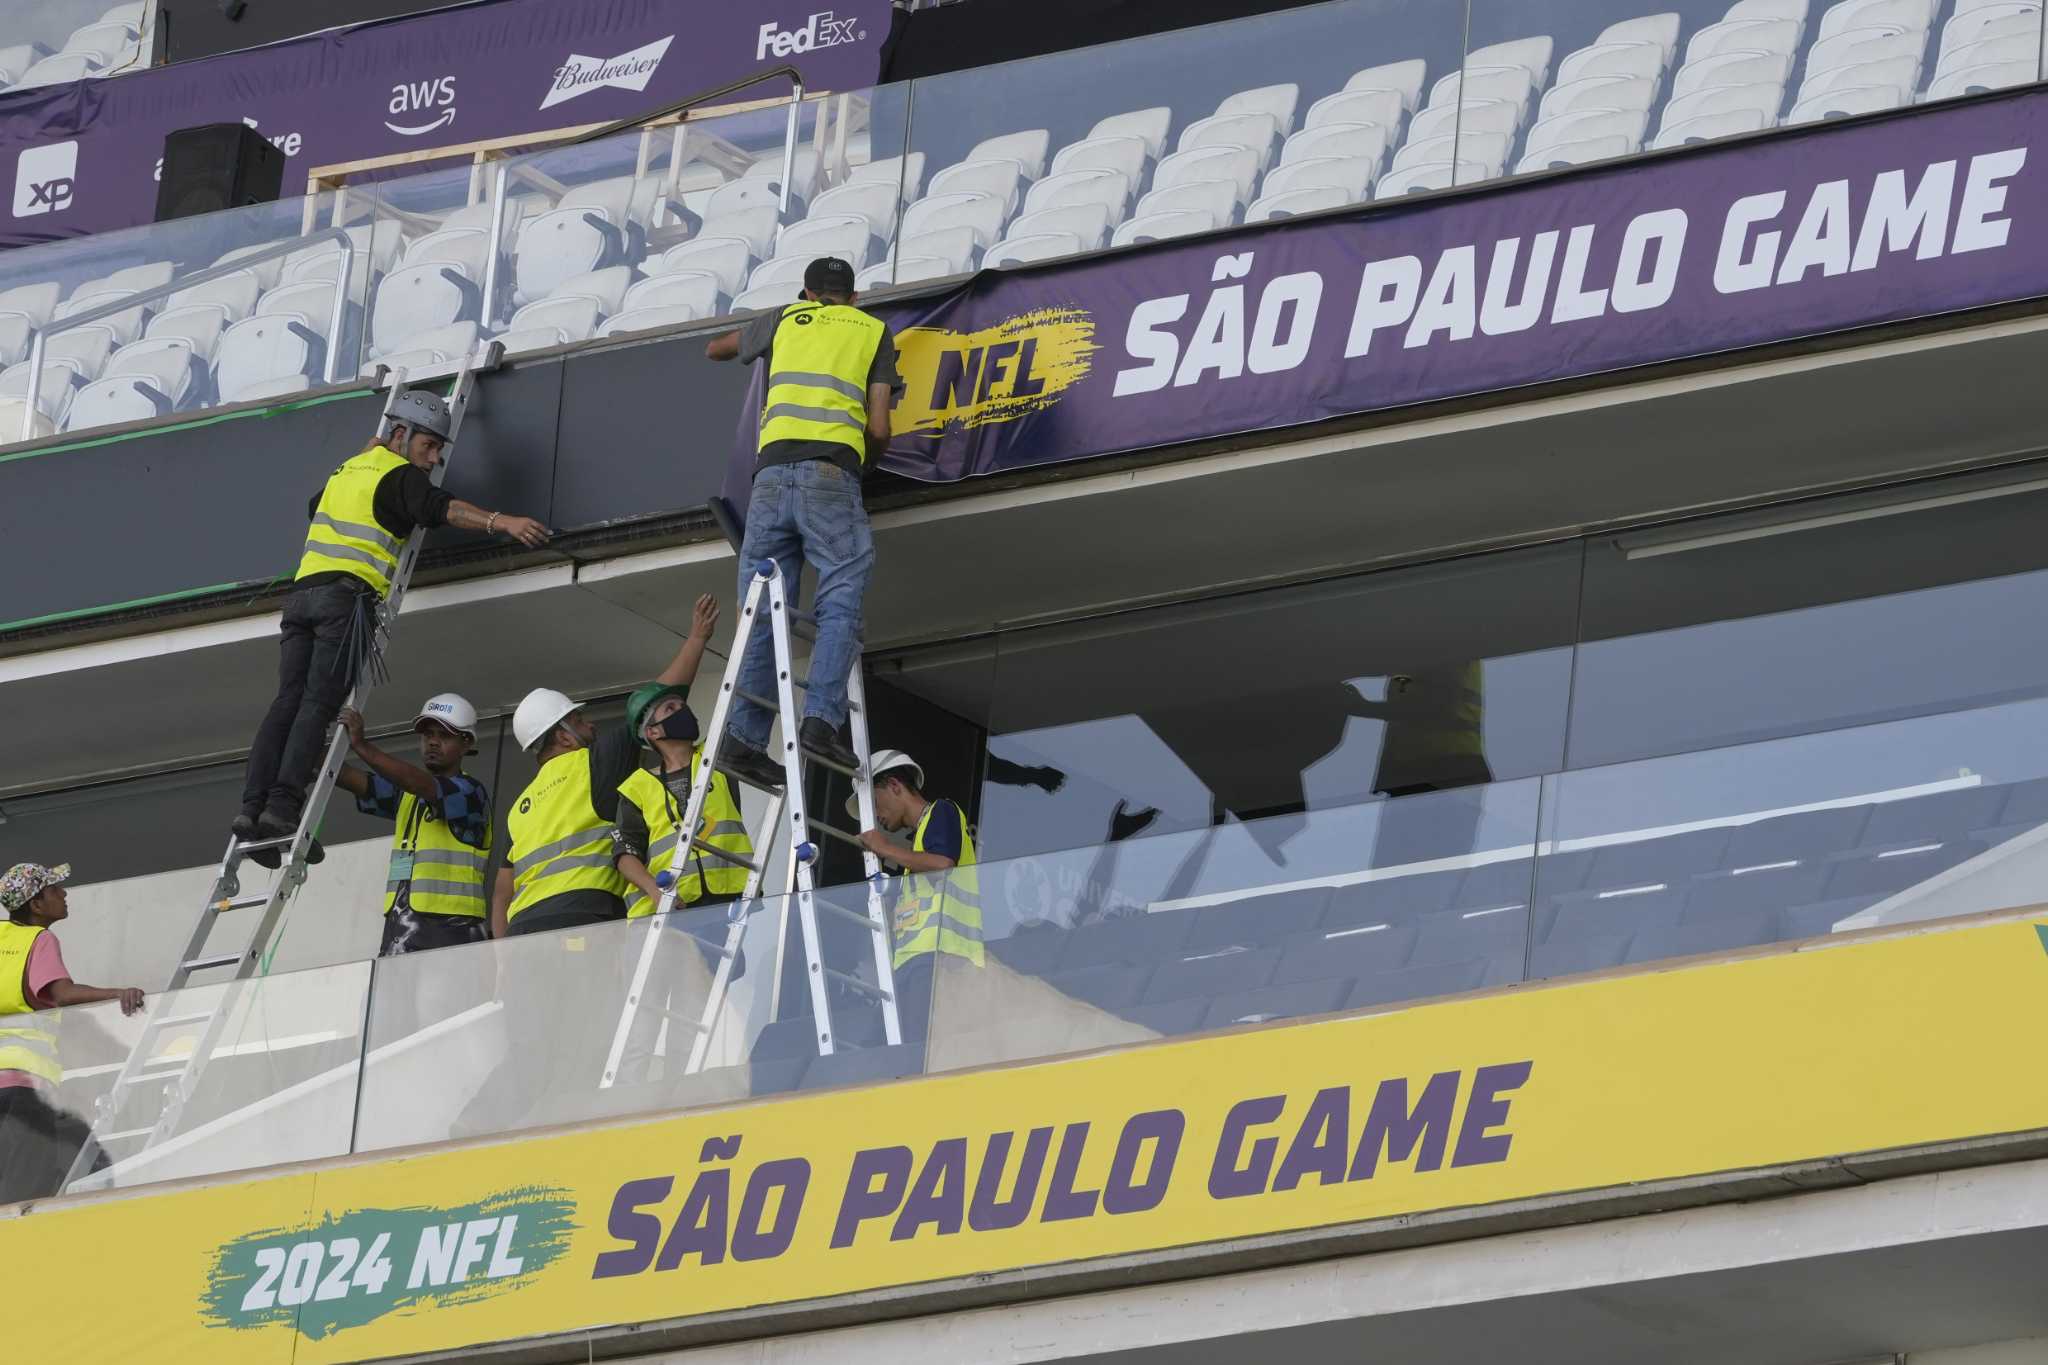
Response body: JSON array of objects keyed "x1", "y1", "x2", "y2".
[{"x1": 356, "y1": 772, "x2": 491, "y2": 850}]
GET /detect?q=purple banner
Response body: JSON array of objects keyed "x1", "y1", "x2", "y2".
[
  {"x1": 728, "y1": 89, "x2": 2048, "y2": 496},
  {"x1": 0, "y1": 0, "x2": 891, "y2": 248}
]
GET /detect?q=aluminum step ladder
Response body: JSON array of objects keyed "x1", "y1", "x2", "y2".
[
  {"x1": 65, "y1": 346, "x2": 502, "y2": 1189},
  {"x1": 600, "y1": 559, "x2": 900, "y2": 1088}
]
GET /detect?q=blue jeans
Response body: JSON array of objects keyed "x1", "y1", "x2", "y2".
[{"x1": 729, "y1": 459, "x2": 874, "y2": 749}]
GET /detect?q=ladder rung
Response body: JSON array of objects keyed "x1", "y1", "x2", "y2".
[
  {"x1": 821, "y1": 965, "x2": 891, "y2": 1001},
  {"x1": 119, "y1": 1063, "x2": 191, "y2": 1087},
  {"x1": 803, "y1": 819, "x2": 866, "y2": 849},
  {"x1": 803, "y1": 751, "x2": 861, "y2": 780},
  {"x1": 213, "y1": 896, "x2": 271, "y2": 913},
  {"x1": 147, "y1": 1010, "x2": 216, "y2": 1030},
  {"x1": 97, "y1": 1127, "x2": 156, "y2": 1144},
  {"x1": 181, "y1": 952, "x2": 245, "y2": 974},
  {"x1": 659, "y1": 1008, "x2": 713, "y2": 1031},
  {"x1": 232, "y1": 835, "x2": 297, "y2": 855},
  {"x1": 688, "y1": 839, "x2": 758, "y2": 871}
]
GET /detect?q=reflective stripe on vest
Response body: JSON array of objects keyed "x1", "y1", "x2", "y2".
[
  {"x1": 619, "y1": 753, "x2": 753, "y2": 918},
  {"x1": 758, "y1": 303, "x2": 885, "y2": 460},
  {"x1": 893, "y1": 802, "x2": 982, "y2": 969},
  {"x1": 0, "y1": 921, "x2": 61, "y2": 1086},
  {"x1": 384, "y1": 786, "x2": 492, "y2": 920},
  {"x1": 506, "y1": 749, "x2": 629, "y2": 920},
  {"x1": 297, "y1": 445, "x2": 410, "y2": 596}
]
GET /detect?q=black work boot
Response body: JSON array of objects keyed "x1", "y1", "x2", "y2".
[
  {"x1": 799, "y1": 718, "x2": 860, "y2": 774},
  {"x1": 253, "y1": 808, "x2": 325, "y2": 868},
  {"x1": 719, "y1": 737, "x2": 787, "y2": 791}
]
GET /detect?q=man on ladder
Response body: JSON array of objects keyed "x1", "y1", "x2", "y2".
[
  {"x1": 856, "y1": 751, "x2": 980, "y2": 1046},
  {"x1": 705, "y1": 256, "x2": 902, "y2": 789},
  {"x1": 233, "y1": 391, "x2": 550, "y2": 865}
]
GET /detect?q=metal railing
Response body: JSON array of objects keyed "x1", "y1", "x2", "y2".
[{"x1": 17, "y1": 226, "x2": 357, "y2": 442}]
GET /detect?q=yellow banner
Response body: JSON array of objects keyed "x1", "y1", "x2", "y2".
[{"x1": 10, "y1": 918, "x2": 2048, "y2": 1364}]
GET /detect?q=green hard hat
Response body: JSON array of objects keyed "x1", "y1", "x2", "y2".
[{"x1": 626, "y1": 682, "x2": 692, "y2": 745}]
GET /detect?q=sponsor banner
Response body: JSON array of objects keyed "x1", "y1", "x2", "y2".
[
  {"x1": 0, "y1": 0, "x2": 890, "y2": 248},
  {"x1": 728, "y1": 89, "x2": 2048, "y2": 488},
  {"x1": 6, "y1": 918, "x2": 2048, "y2": 1362}
]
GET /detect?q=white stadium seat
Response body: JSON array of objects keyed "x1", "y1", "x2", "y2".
[
  {"x1": 1525, "y1": 108, "x2": 1650, "y2": 159},
  {"x1": 1674, "y1": 49, "x2": 1796, "y2": 98},
  {"x1": 0, "y1": 44, "x2": 48, "y2": 85},
  {"x1": 64, "y1": 378, "x2": 171, "y2": 432},
  {"x1": 1541, "y1": 75, "x2": 1661, "y2": 123},
  {"x1": 55, "y1": 290, "x2": 147, "y2": 347},
  {"x1": 257, "y1": 282, "x2": 343, "y2": 337},
  {"x1": 621, "y1": 271, "x2": 719, "y2": 320},
  {"x1": 928, "y1": 158, "x2": 1027, "y2": 215},
  {"x1": 166, "y1": 271, "x2": 261, "y2": 323},
  {"x1": 0, "y1": 282, "x2": 61, "y2": 329},
  {"x1": 702, "y1": 178, "x2": 787, "y2": 221},
  {"x1": 1426, "y1": 66, "x2": 1536, "y2": 118},
  {"x1": 1137, "y1": 178, "x2": 1244, "y2": 225},
  {"x1": 1111, "y1": 210, "x2": 1218, "y2": 246},
  {"x1": 1259, "y1": 156, "x2": 1375, "y2": 203},
  {"x1": 282, "y1": 222, "x2": 406, "y2": 295},
  {"x1": 1153, "y1": 145, "x2": 1262, "y2": 203},
  {"x1": 1176, "y1": 112, "x2": 1284, "y2": 171},
  {"x1": 43, "y1": 326, "x2": 117, "y2": 379},
  {"x1": 599, "y1": 306, "x2": 705, "y2": 338},
  {"x1": 498, "y1": 295, "x2": 604, "y2": 355},
  {"x1": 1344, "y1": 59, "x2": 1428, "y2": 113},
  {"x1": 1806, "y1": 53, "x2": 1922, "y2": 97},
  {"x1": 848, "y1": 153, "x2": 928, "y2": 198},
  {"x1": 1517, "y1": 134, "x2": 1640, "y2": 172},
  {"x1": 1049, "y1": 135, "x2": 1151, "y2": 189},
  {"x1": 1374, "y1": 161, "x2": 1487, "y2": 196},
  {"x1": 695, "y1": 205, "x2": 781, "y2": 259},
  {"x1": 1940, "y1": 4, "x2": 2041, "y2": 56},
  {"x1": 1727, "y1": 0, "x2": 1813, "y2": 26},
  {"x1": 1280, "y1": 122, "x2": 1392, "y2": 171},
  {"x1": 1807, "y1": 26, "x2": 1926, "y2": 78},
  {"x1": 1788, "y1": 83, "x2": 1909, "y2": 119},
  {"x1": 809, "y1": 181, "x2": 904, "y2": 239},
  {"x1": 1922, "y1": 57, "x2": 2034, "y2": 96},
  {"x1": 365, "y1": 321, "x2": 480, "y2": 379},
  {"x1": 216, "y1": 314, "x2": 324, "y2": 403},
  {"x1": 1006, "y1": 203, "x2": 1113, "y2": 252},
  {"x1": 1304, "y1": 88, "x2": 1405, "y2": 137},
  {"x1": 1465, "y1": 36, "x2": 1555, "y2": 86},
  {"x1": 370, "y1": 264, "x2": 480, "y2": 359},
  {"x1": 1686, "y1": 18, "x2": 1804, "y2": 60},
  {"x1": 0, "y1": 313, "x2": 32, "y2": 368},
  {"x1": 543, "y1": 267, "x2": 634, "y2": 315},
  {"x1": 213, "y1": 243, "x2": 290, "y2": 291},
  {"x1": 1934, "y1": 33, "x2": 2036, "y2": 79},
  {"x1": 1817, "y1": 0, "x2": 1938, "y2": 43},
  {"x1": 896, "y1": 226, "x2": 981, "y2": 275},
  {"x1": 94, "y1": 262, "x2": 176, "y2": 296},
  {"x1": 63, "y1": 21, "x2": 137, "y2": 61},
  {"x1": 650, "y1": 237, "x2": 753, "y2": 299},
  {"x1": 987, "y1": 232, "x2": 1086, "y2": 268},
  {"x1": 1393, "y1": 131, "x2": 1511, "y2": 179},
  {"x1": 892, "y1": 255, "x2": 966, "y2": 285},
  {"x1": 967, "y1": 129, "x2": 1052, "y2": 180},
  {"x1": 1087, "y1": 107, "x2": 1173, "y2": 161},
  {"x1": 1557, "y1": 42, "x2": 1668, "y2": 86},
  {"x1": 773, "y1": 214, "x2": 874, "y2": 269},
  {"x1": 143, "y1": 304, "x2": 232, "y2": 361},
  {"x1": 900, "y1": 192, "x2": 1010, "y2": 250},
  {"x1": 0, "y1": 398, "x2": 56, "y2": 441},
  {"x1": 1597, "y1": 13, "x2": 1682, "y2": 64},
  {"x1": 16, "y1": 53, "x2": 104, "y2": 88},
  {"x1": 731, "y1": 283, "x2": 799, "y2": 314},
  {"x1": 1023, "y1": 167, "x2": 1132, "y2": 219},
  {"x1": 1247, "y1": 185, "x2": 1352, "y2": 221},
  {"x1": 0, "y1": 359, "x2": 85, "y2": 424},
  {"x1": 1408, "y1": 98, "x2": 1522, "y2": 144},
  {"x1": 1651, "y1": 108, "x2": 1772, "y2": 147},
  {"x1": 104, "y1": 337, "x2": 200, "y2": 403},
  {"x1": 441, "y1": 195, "x2": 546, "y2": 244},
  {"x1": 403, "y1": 228, "x2": 492, "y2": 278},
  {"x1": 1216, "y1": 83, "x2": 1302, "y2": 135},
  {"x1": 1660, "y1": 82, "x2": 1788, "y2": 131},
  {"x1": 748, "y1": 256, "x2": 813, "y2": 293}
]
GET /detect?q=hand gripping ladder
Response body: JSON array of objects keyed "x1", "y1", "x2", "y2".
[
  {"x1": 600, "y1": 559, "x2": 899, "y2": 1088},
  {"x1": 66, "y1": 346, "x2": 502, "y2": 1189}
]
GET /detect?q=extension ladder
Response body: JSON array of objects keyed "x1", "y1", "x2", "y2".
[
  {"x1": 600, "y1": 559, "x2": 899, "y2": 1088},
  {"x1": 66, "y1": 346, "x2": 501, "y2": 1190}
]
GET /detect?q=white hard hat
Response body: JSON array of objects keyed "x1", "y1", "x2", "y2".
[
  {"x1": 513, "y1": 688, "x2": 580, "y2": 753},
  {"x1": 847, "y1": 749, "x2": 923, "y2": 819},
  {"x1": 414, "y1": 692, "x2": 478, "y2": 737}
]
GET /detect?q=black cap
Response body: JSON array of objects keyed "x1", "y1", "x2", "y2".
[{"x1": 804, "y1": 256, "x2": 858, "y2": 295}]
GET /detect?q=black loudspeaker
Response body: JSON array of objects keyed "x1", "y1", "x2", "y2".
[{"x1": 154, "y1": 122, "x2": 284, "y2": 223}]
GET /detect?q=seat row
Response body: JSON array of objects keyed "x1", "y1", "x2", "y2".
[{"x1": 0, "y1": 2, "x2": 150, "y2": 92}]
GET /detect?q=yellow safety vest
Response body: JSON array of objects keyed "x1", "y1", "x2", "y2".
[
  {"x1": 758, "y1": 302, "x2": 885, "y2": 461},
  {"x1": 893, "y1": 802, "x2": 983, "y2": 969},
  {"x1": 297, "y1": 444, "x2": 410, "y2": 597},
  {"x1": 385, "y1": 785, "x2": 492, "y2": 919},
  {"x1": 0, "y1": 921, "x2": 62, "y2": 1086},
  {"x1": 506, "y1": 749, "x2": 629, "y2": 922},
  {"x1": 619, "y1": 752, "x2": 752, "y2": 917}
]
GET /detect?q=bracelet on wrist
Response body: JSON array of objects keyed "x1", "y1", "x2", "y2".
[{"x1": 485, "y1": 511, "x2": 500, "y2": 534}]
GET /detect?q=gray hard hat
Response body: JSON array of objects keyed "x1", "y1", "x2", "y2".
[{"x1": 387, "y1": 390, "x2": 452, "y2": 441}]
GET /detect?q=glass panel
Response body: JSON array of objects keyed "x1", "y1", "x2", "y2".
[
  {"x1": 4, "y1": 996, "x2": 132, "y2": 1205},
  {"x1": 60, "y1": 960, "x2": 373, "y2": 1194},
  {"x1": 4, "y1": 0, "x2": 150, "y2": 80},
  {"x1": 902, "y1": 0, "x2": 1466, "y2": 261},
  {"x1": 931, "y1": 783, "x2": 1541, "y2": 1072},
  {"x1": 1531, "y1": 697, "x2": 2048, "y2": 976}
]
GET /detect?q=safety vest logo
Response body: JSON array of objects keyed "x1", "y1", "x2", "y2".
[
  {"x1": 893, "y1": 307, "x2": 1096, "y2": 437},
  {"x1": 200, "y1": 1188, "x2": 576, "y2": 1339}
]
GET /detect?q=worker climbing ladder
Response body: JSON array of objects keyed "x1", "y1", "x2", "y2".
[
  {"x1": 64, "y1": 346, "x2": 503, "y2": 1191},
  {"x1": 601, "y1": 559, "x2": 899, "y2": 1089}
]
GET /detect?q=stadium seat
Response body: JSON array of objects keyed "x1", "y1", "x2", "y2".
[
  {"x1": 895, "y1": 225, "x2": 981, "y2": 274},
  {"x1": 1176, "y1": 112, "x2": 1283, "y2": 171},
  {"x1": 1304, "y1": 93, "x2": 1404, "y2": 148},
  {"x1": 847, "y1": 153, "x2": 928, "y2": 198},
  {"x1": 1086, "y1": 107, "x2": 1173, "y2": 161},
  {"x1": 1674, "y1": 49, "x2": 1797, "y2": 99},
  {"x1": 0, "y1": 44, "x2": 49, "y2": 85},
  {"x1": 598, "y1": 306, "x2": 704, "y2": 338},
  {"x1": 1933, "y1": 32, "x2": 2036, "y2": 79},
  {"x1": 1247, "y1": 185, "x2": 1352, "y2": 221},
  {"x1": 0, "y1": 282, "x2": 61, "y2": 328},
  {"x1": 542, "y1": 266, "x2": 634, "y2": 315},
  {"x1": 213, "y1": 243, "x2": 291, "y2": 291},
  {"x1": 560, "y1": 175, "x2": 678, "y2": 230},
  {"x1": 1939, "y1": 5, "x2": 2041, "y2": 57},
  {"x1": 103, "y1": 337, "x2": 201, "y2": 404},
  {"x1": 1374, "y1": 161, "x2": 1486, "y2": 196},
  {"x1": 1660, "y1": 82, "x2": 1789, "y2": 131},
  {"x1": 1048, "y1": 135, "x2": 1150, "y2": 190},
  {"x1": 621, "y1": 271, "x2": 719, "y2": 319},
  {"x1": 695, "y1": 205, "x2": 782, "y2": 259},
  {"x1": 986, "y1": 232, "x2": 1086, "y2": 268},
  {"x1": 1279, "y1": 122, "x2": 1391, "y2": 171},
  {"x1": 1111, "y1": 210, "x2": 1218, "y2": 246},
  {"x1": 1524, "y1": 108, "x2": 1650, "y2": 159},
  {"x1": 900, "y1": 192, "x2": 1010, "y2": 250},
  {"x1": 16, "y1": 52, "x2": 103, "y2": 88},
  {"x1": 216, "y1": 313, "x2": 325, "y2": 402},
  {"x1": 165, "y1": 270, "x2": 261, "y2": 324},
  {"x1": 1393, "y1": 131, "x2": 1511, "y2": 178},
  {"x1": 1556, "y1": 42, "x2": 1669, "y2": 87},
  {"x1": 497, "y1": 295, "x2": 604, "y2": 355},
  {"x1": 1687, "y1": 18, "x2": 1805, "y2": 62},
  {"x1": 649, "y1": 237, "x2": 752, "y2": 299},
  {"x1": 1789, "y1": 83, "x2": 1910, "y2": 120},
  {"x1": 1413, "y1": 98, "x2": 1524, "y2": 146},
  {"x1": 0, "y1": 313, "x2": 32, "y2": 367},
  {"x1": 1819, "y1": 0, "x2": 1938, "y2": 41},
  {"x1": 63, "y1": 378, "x2": 169, "y2": 432},
  {"x1": 1540, "y1": 75, "x2": 1661, "y2": 122},
  {"x1": 1804, "y1": 54, "x2": 1922, "y2": 98},
  {"x1": 1426, "y1": 66, "x2": 1536, "y2": 119},
  {"x1": 1652, "y1": 108, "x2": 1773, "y2": 146},
  {"x1": 883, "y1": 255, "x2": 961, "y2": 285},
  {"x1": 731, "y1": 282, "x2": 799, "y2": 314},
  {"x1": 808, "y1": 180, "x2": 904, "y2": 240},
  {"x1": 1259, "y1": 156, "x2": 1375, "y2": 203},
  {"x1": 402, "y1": 228, "x2": 493, "y2": 278},
  {"x1": 1153, "y1": 145, "x2": 1262, "y2": 203},
  {"x1": 747, "y1": 255, "x2": 813, "y2": 293},
  {"x1": 1807, "y1": 27, "x2": 1927, "y2": 80},
  {"x1": 1137, "y1": 178, "x2": 1244, "y2": 225},
  {"x1": 441, "y1": 194, "x2": 547, "y2": 243},
  {"x1": 1728, "y1": 0, "x2": 1814, "y2": 25},
  {"x1": 1216, "y1": 83, "x2": 1302, "y2": 135},
  {"x1": 0, "y1": 397, "x2": 56, "y2": 440},
  {"x1": 365, "y1": 321, "x2": 480, "y2": 379},
  {"x1": 93, "y1": 262, "x2": 176, "y2": 297},
  {"x1": 773, "y1": 213, "x2": 875, "y2": 268},
  {"x1": 1923, "y1": 57, "x2": 2035, "y2": 96},
  {"x1": 0, "y1": 360, "x2": 84, "y2": 425},
  {"x1": 702, "y1": 178, "x2": 786, "y2": 222},
  {"x1": 369, "y1": 264, "x2": 480, "y2": 360},
  {"x1": 1005, "y1": 202, "x2": 1113, "y2": 251},
  {"x1": 512, "y1": 210, "x2": 629, "y2": 305},
  {"x1": 1598, "y1": 12, "x2": 1683, "y2": 63},
  {"x1": 40, "y1": 325, "x2": 116, "y2": 380},
  {"x1": 256, "y1": 281, "x2": 344, "y2": 337},
  {"x1": 63, "y1": 21, "x2": 137, "y2": 62},
  {"x1": 1517, "y1": 133, "x2": 1640, "y2": 172},
  {"x1": 282, "y1": 222, "x2": 406, "y2": 296},
  {"x1": 743, "y1": 149, "x2": 822, "y2": 197},
  {"x1": 1022, "y1": 167, "x2": 1133, "y2": 220},
  {"x1": 54, "y1": 290, "x2": 147, "y2": 347},
  {"x1": 1344, "y1": 59, "x2": 1428, "y2": 113},
  {"x1": 966, "y1": 129, "x2": 1052, "y2": 180}
]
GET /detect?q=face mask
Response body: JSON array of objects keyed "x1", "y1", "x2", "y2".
[{"x1": 653, "y1": 708, "x2": 700, "y2": 744}]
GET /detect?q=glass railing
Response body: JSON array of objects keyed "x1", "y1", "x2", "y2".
[
  {"x1": 0, "y1": 0, "x2": 153, "y2": 93},
  {"x1": 1, "y1": 0, "x2": 2039, "y2": 446},
  {"x1": 14, "y1": 698, "x2": 2048, "y2": 1204}
]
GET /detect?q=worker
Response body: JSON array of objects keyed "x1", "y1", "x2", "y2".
[
  {"x1": 1, "y1": 862, "x2": 145, "y2": 1203},
  {"x1": 612, "y1": 595, "x2": 754, "y2": 916},
  {"x1": 856, "y1": 750, "x2": 979, "y2": 1045},
  {"x1": 494, "y1": 616, "x2": 719, "y2": 939},
  {"x1": 705, "y1": 256, "x2": 903, "y2": 791},
  {"x1": 333, "y1": 694, "x2": 493, "y2": 957},
  {"x1": 233, "y1": 391, "x2": 550, "y2": 868}
]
